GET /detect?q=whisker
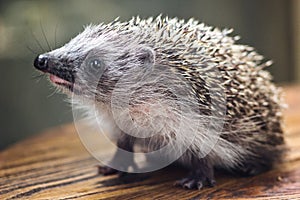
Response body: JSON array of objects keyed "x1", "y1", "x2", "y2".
[
  {"x1": 31, "y1": 73, "x2": 45, "y2": 83},
  {"x1": 28, "y1": 26, "x2": 45, "y2": 52},
  {"x1": 54, "y1": 21, "x2": 59, "y2": 49},
  {"x1": 40, "y1": 19, "x2": 52, "y2": 51},
  {"x1": 47, "y1": 89, "x2": 58, "y2": 98},
  {"x1": 26, "y1": 45, "x2": 38, "y2": 55},
  {"x1": 31, "y1": 73, "x2": 44, "y2": 79}
]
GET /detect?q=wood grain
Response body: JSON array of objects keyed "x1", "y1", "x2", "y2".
[{"x1": 1, "y1": 85, "x2": 300, "y2": 200}]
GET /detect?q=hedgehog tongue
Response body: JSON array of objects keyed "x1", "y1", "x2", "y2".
[{"x1": 49, "y1": 74, "x2": 71, "y2": 85}]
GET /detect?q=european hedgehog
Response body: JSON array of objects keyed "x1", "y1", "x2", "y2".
[{"x1": 34, "y1": 16, "x2": 286, "y2": 190}]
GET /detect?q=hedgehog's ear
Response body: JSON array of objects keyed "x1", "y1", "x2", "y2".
[{"x1": 136, "y1": 46, "x2": 155, "y2": 66}]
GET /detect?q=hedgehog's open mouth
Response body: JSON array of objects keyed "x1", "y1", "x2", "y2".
[{"x1": 49, "y1": 74, "x2": 74, "y2": 91}]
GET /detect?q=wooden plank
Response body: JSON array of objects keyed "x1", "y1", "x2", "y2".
[{"x1": 1, "y1": 85, "x2": 300, "y2": 199}]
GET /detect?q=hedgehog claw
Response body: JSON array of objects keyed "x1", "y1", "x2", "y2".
[
  {"x1": 183, "y1": 180, "x2": 197, "y2": 189},
  {"x1": 97, "y1": 165, "x2": 118, "y2": 175},
  {"x1": 197, "y1": 181, "x2": 203, "y2": 190},
  {"x1": 97, "y1": 165, "x2": 131, "y2": 178},
  {"x1": 174, "y1": 176, "x2": 215, "y2": 190}
]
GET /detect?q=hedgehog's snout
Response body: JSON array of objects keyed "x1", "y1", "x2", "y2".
[
  {"x1": 34, "y1": 54, "x2": 75, "y2": 89},
  {"x1": 34, "y1": 55, "x2": 49, "y2": 72}
]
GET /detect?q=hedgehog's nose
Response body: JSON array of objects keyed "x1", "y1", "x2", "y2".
[{"x1": 34, "y1": 55, "x2": 49, "y2": 71}]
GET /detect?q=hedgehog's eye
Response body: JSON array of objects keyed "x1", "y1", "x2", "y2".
[{"x1": 88, "y1": 59, "x2": 103, "y2": 70}]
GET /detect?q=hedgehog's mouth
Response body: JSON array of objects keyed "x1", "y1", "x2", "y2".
[{"x1": 49, "y1": 74, "x2": 74, "y2": 91}]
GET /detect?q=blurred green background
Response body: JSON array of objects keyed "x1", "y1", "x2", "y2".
[{"x1": 0, "y1": 0, "x2": 299, "y2": 150}]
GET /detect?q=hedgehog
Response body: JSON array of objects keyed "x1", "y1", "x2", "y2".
[{"x1": 34, "y1": 16, "x2": 286, "y2": 190}]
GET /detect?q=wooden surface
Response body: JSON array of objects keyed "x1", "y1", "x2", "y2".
[{"x1": 1, "y1": 85, "x2": 300, "y2": 200}]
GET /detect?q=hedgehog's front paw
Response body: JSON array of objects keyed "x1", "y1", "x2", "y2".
[
  {"x1": 97, "y1": 165, "x2": 119, "y2": 175},
  {"x1": 174, "y1": 173, "x2": 216, "y2": 190},
  {"x1": 97, "y1": 157, "x2": 137, "y2": 176},
  {"x1": 174, "y1": 158, "x2": 216, "y2": 190}
]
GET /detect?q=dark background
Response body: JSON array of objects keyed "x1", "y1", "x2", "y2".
[{"x1": 0, "y1": 0, "x2": 298, "y2": 150}]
